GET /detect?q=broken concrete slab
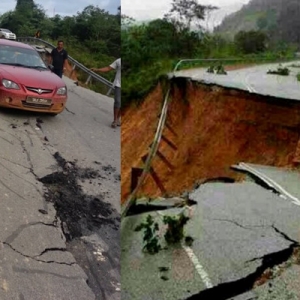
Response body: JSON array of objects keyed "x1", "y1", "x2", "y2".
[
  {"x1": 0, "y1": 166, "x2": 56, "y2": 242},
  {"x1": 0, "y1": 245, "x2": 95, "y2": 300},
  {"x1": 20, "y1": 127, "x2": 58, "y2": 179},
  {"x1": 233, "y1": 162, "x2": 300, "y2": 206},
  {"x1": 125, "y1": 196, "x2": 190, "y2": 216},
  {"x1": 122, "y1": 181, "x2": 300, "y2": 300},
  {"x1": 0, "y1": 121, "x2": 57, "y2": 179},
  {"x1": 136, "y1": 196, "x2": 188, "y2": 207},
  {"x1": 7, "y1": 223, "x2": 66, "y2": 257},
  {"x1": 190, "y1": 181, "x2": 300, "y2": 242},
  {"x1": 0, "y1": 116, "x2": 96, "y2": 299},
  {"x1": 185, "y1": 181, "x2": 300, "y2": 298}
]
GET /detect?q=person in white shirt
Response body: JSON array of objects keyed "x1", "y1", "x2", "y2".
[{"x1": 91, "y1": 58, "x2": 121, "y2": 128}]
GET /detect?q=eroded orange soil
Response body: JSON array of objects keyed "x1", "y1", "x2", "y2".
[{"x1": 121, "y1": 81, "x2": 300, "y2": 203}]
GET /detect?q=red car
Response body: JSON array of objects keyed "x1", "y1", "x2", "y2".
[{"x1": 0, "y1": 39, "x2": 67, "y2": 115}]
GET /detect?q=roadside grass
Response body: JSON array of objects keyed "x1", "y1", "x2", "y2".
[
  {"x1": 267, "y1": 66, "x2": 290, "y2": 76},
  {"x1": 297, "y1": 73, "x2": 300, "y2": 82},
  {"x1": 122, "y1": 59, "x2": 173, "y2": 108}
]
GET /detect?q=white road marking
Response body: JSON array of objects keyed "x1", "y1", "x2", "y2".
[
  {"x1": 239, "y1": 163, "x2": 300, "y2": 206},
  {"x1": 181, "y1": 243, "x2": 213, "y2": 289},
  {"x1": 157, "y1": 211, "x2": 213, "y2": 289},
  {"x1": 246, "y1": 85, "x2": 257, "y2": 93}
]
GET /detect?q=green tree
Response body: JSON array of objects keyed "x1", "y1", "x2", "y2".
[
  {"x1": 164, "y1": 0, "x2": 218, "y2": 31},
  {"x1": 234, "y1": 30, "x2": 268, "y2": 54},
  {"x1": 257, "y1": 15, "x2": 268, "y2": 30}
]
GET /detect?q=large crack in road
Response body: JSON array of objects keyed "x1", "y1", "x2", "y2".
[
  {"x1": 184, "y1": 224, "x2": 300, "y2": 300},
  {"x1": 186, "y1": 247, "x2": 299, "y2": 300}
]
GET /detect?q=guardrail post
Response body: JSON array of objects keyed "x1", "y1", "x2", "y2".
[
  {"x1": 106, "y1": 88, "x2": 113, "y2": 96},
  {"x1": 85, "y1": 75, "x2": 91, "y2": 85},
  {"x1": 131, "y1": 168, "x2": 143, "y2": 192},
  {"x1": 70, "y1": 64, "x2": 76, "y2": 77}
]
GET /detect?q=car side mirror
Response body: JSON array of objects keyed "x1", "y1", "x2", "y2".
[{"x1": 48, "y1": 64, "x2": 54, "y2": 71}]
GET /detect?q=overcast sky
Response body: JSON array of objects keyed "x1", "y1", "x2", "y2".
[
  {"x1": 122, "y1": 0, "x2": 250, "y2": 29},
  {"x1": 0, "y1": 0, "x2": 120, "y2": 16}
]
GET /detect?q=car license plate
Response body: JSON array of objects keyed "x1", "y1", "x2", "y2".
[{"x1": 26, "y1": 97, "x2": 51, "y2": 105}]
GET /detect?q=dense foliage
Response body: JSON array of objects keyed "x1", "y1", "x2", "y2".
[
  {"x1": 234, "y1": 30, "x2": 268, "y2": 54},
  {"x1": 215, "y1": 0, "x2": 300, "y2": 46},
  {"x1": 122, "y1": 0, "x2": 219, "y2": 106},
  {"x1": 0, "y1": 0, "x2": 120, "y2": 85},
  {"x1": 122, "y1": 0, "x2": 298, "y2": 107}
]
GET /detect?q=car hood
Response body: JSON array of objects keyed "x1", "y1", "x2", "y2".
[{"x1": 0, "y1": 65, "x2": 66, "y2": 89}]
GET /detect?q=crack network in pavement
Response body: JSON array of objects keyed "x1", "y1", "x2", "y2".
[
  {"x1": 184, "y1": 224, "x2": 299, "y2": 300},
  {"x1": 2, "y1": 242, "x2": 75, "y2": 266},
  {"x1": 65, "y1": 107, "x2": 76, "y2": 115},
  {"x1": 212, "y1": 218, "x2": 271, "y2": 231}
]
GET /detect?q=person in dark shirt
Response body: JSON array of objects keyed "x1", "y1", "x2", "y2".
[{"x1": 50, "y1": 40, "x2": 68, "y2": 78}]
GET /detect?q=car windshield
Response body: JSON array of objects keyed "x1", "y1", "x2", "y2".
[{"x1": 0, "y1": 45, "x2": 47, "y2": 69}]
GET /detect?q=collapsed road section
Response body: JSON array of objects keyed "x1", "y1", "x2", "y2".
[
  {"x1": 122, "y1": 67, "x2": 300, "y2": 202},
  {"x1": 121, "y1": 62, "x2": 300, "y2": 299},
  {"x1": 121, "y1": 176, "x2": 300, "y2": 300}
]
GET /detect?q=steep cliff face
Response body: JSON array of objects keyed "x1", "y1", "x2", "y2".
[
  {"x1": 121, "y1": 78, "x2": 300, "y2": 203},
  {"x1": 215, "y1": 0, "x2": 300, "y2": 44}
]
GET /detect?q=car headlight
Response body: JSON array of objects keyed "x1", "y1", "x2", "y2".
[
  {"x1": 57, "y1": 87, "x2": 67, "y2": 95},
  {"x1": 2, "y1": 79, "x2": 20, "y2": 90}
]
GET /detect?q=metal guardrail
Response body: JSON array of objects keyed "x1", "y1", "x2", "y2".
[
  {"x1": 121, "y1": 87, "x2": 171, "y2": 218},
  {"x1": 16, "y1": 37, "x2": 114, "y2": 95},
  {"x1": 121, "y1": 59, "x2": 191, "y2": 218}
]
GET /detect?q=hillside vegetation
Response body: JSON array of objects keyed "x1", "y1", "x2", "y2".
[
  {"x1": 215, "y1": 0, "x2": 300, "y2": 46},
  {"x1": 122, "y1": 0, "x2": 297, "y2": 107}
]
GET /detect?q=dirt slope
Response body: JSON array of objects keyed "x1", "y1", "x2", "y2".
[{"x1": 121, "y1": 81, "x2": 300, "y2": 203}]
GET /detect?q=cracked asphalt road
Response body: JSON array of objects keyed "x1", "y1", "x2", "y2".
[
  {"x1": 0, "y1": 76, "x2": 120, "y2": 299},
  {"x1": 121, "y1": 178, "x2": 300, "y2": 300}
]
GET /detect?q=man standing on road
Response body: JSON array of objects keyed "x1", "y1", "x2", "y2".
[
  {"x1": 50, "y1": 40, "x2": 68, "y2": 78},
  {"x1": 91, "y1": 58, "x2": 121, "y2": 128}
]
